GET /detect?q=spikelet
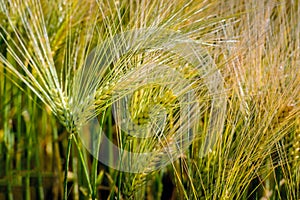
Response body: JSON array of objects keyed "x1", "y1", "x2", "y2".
[
  {"x1": 270, "y1": 104, "x2": 294, "y2": 130},
  {"x1": 122, "y1": 172, "x2": 150, "y2": 199},
  {"x1": 94, "y1": 82, "x2": 114, "y2": 109},
  {"x1": 129, "y1": 85, "x2": 177, "y2": 126}
]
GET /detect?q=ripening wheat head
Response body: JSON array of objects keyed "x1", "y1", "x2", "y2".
[
  {"x1": 0, "y1": 0, "x2": 228, "y2": 138},
  {"x1": 0, "y1": 0, "x2": 101, "y2": 132}
]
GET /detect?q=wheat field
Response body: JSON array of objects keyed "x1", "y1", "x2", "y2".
[{"x1": 0, "y1": 0, "x2": 299, "y2": 199}]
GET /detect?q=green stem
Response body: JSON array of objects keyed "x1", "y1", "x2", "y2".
[
  {"x1": 64, "y1": 134, "x2": 73, "y2": 200},
  {"x1": 34, "y1": 101, "x2": 44, "y2": 200},
  {"x1": 72, "y1": 135, "x2": 93, "y2": 195},
  {"x1": 24, "y1": 91, "x2": 33, "y2": 200},
  {"x1": 3, "y1": 39, "x2": 13, "y2": 200},
  {"x1": 72, "y1": 144, "x2": 79, "y2": 200},
  {"x1": 91, "y1": 111, "x2": 106, "y2": 200},
  {"x1": 5, "y1": 152, "x2": 13, "y2": 200},
  {"x1": 91, "y1": 157, "x2": 98, "y2": 200},
  {"x1": 52, "y1": 117, "x2": 63, "y2": 198},
  {"x1": 16, "y1": 90, "x2": 22, "y2": 185}
]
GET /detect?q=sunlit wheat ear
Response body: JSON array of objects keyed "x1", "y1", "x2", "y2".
[
  {"x1": 76, "y1": 27, "x2": 227, "y2": 173},
  {"x1": 0, "y1": 0, "x2": 98, "y2": 132},
  {"x1": 0, "y1": 0, "x2": 71, "y2": 124}
]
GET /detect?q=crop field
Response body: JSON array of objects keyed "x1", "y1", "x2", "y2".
[{"x1": 0, "y1": 0, "x2": 299, "y2": 199}]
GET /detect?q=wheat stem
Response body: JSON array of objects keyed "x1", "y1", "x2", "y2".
[{"x1": 63, "y1": 134, "x2": 73, "y2": 200}]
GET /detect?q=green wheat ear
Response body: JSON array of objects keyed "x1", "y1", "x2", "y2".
[
  {"x1": 0, "y1": 1, "x2": 99, "y2": 197},
  {"x1": 0, "y1": 0, "x2": 99, "y2": 131}
]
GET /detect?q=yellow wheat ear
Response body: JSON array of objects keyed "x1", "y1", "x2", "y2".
[{"x1": 74, "y1": 27, "x2": 227, "y2": 173}]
